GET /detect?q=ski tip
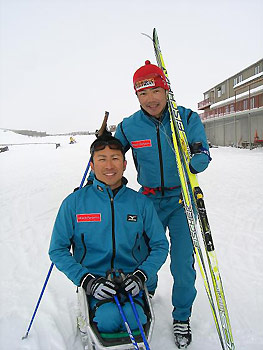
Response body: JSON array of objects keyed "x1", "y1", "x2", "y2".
[{"x1": 141, "y1": 32, "x2": 153, "y2": 41}]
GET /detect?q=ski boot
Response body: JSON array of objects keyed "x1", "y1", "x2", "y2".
[{"x1": 173, "y1": 319, "x2": 192, "y2": 349}]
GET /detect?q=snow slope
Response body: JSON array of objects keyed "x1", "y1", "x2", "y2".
[{"x1": 0, "y1": 130, "x2": 263, "y2": 350}]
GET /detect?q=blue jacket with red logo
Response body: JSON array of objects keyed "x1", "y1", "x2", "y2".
[
  {"x1": 49, "y1": 179, "x2": 169, "y2": 287},
  {"x1": 115, "y1": 106, "x2": 210, "y2": 191}
]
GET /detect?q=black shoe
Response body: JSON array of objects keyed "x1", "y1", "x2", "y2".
[{"x1": 173, "y1": 319, "x2": 192, "y2": 349}]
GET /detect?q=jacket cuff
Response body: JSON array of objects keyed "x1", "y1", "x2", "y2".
[
  {"x1": 189, "y1": 163, "x2": 198, "y2": 174},
  {"x1": 80, "y1": 273, "x2": 95, "y2": 290},
  {"x1": 134, "y1": 269, "x2": 147, "y2": 284}
]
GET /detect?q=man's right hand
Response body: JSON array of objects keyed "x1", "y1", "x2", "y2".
[{"x1": 82, "y1": 274, "x2": 117, "y2": 300}]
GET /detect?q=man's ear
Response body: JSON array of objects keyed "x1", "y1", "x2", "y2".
[
  {"x1": 123, "y1": 160, "x2": 127, "y2": 172},
  {"x1": 90, "y1": 161, "x2": 94, "y2": 171}
]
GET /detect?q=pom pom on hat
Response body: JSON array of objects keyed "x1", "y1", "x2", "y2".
[{"x1": 133, "y1": 60, "x2": 169, "y2": 92}]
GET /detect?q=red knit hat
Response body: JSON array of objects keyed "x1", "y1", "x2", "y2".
[{"x1": 133, "y1": 60, "x2": 169, "y2": 92}]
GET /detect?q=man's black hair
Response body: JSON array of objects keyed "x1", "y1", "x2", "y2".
[{"x1": 90, "y1": 135, "x2": 125, "y2": 161}]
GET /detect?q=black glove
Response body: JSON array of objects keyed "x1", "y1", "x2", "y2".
[
  {"x1": 121, "y1": 270, "x2": 147, "y2": 297},
  {"x1": 82, "y1": 274, "x2": 117, "y2": 300}
]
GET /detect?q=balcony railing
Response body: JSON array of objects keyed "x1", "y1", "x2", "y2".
[
  {"x1": 198, "y1": 98, "x2": 213, "y2": 110},
  {"x1": 200, "y1": 93, "x2": 263, "y2": 121}
]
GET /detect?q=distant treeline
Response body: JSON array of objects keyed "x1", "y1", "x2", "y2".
[
  {"x1": 0, "y1": 128, "x2": 93, "y2": 137},
  {"x1": 53, "y1": 131, "x2": 94, "y2": 136},
  {"x1": 12, "y1": 129, "x2": 48, "y2": 137}
]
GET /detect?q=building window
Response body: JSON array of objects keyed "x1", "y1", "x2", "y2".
[
  {"x1": 243, "y1": 99, "x2": 248, "y2": 110},
  {"x1": 221, "y1": 84, "x2": 225, "y2": 94},
  {"x1": 255, "y1": 65, "x2": 260, "y2": 74},
  {"x1": 233, "y1": 77, "x2": 238, "y2": 86},
  {"x1": 205, "y1": 93, "x2": 209, "y2": 99},
  {"x1": 217, "y1": 87, "x2": 221, "y2": 98},
  {"x1": 250, "y1": 97, "x2": 255, "y2": 109},
  {"x1": 238, "y1": 74, "x2": 243, "y2": 83}
]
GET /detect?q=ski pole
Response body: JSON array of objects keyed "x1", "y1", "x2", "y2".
[
  {"x1": 114, "y1": 295, "x2": 140, "y2": 350},
  {"x1": 128, "y1": 293, "x2": 150, "y2": 350},
  {"x1": 22, "y1": 263, "x2": 54, "y2": 339},
  {"x1": 22, "y1": 111, "x2": 109, "y2": 340},
  {"x1": 22, "y1": 163, "x2": 90, "y2": 340},
  {"x1": 79, "y1": 158, "x2": 91, "y2": 188},
  {"x1": 22, "y1": 163, "x2": 91, "y2": 340}
]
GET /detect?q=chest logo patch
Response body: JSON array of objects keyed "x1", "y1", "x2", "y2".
[
  {"x1": 77, "y1": 214, "x2": 101, "y2": 222},
  {"x1": 127, "y1": 214, "x2": 138, "y2": 222},
  {"x1": 131, "y1": 139, "x2": 152, "y2": 148}
]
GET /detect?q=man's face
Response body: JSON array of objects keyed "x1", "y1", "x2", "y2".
[
  {"x1": 91, "y1": 146, "x2": 127, "y2": 190},
  {"x1": 137, "y1": 87, "x2": 167, "y2": 118}
]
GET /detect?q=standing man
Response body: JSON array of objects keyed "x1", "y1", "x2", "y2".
[
  {"x1": 49, "y1": 135, "x2": 168, "y2": 334},
  {"x1": 115, "y1": 60, "x2": 211, "y2": 348}
]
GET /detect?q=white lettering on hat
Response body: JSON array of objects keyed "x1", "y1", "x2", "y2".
[{"x1": 135, "y1": 78, "x2": 155, "y2": 91}]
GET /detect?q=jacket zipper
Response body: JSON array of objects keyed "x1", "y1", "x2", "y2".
[
  {"x1": 156, "y1": 123, "x2": 165, "y2": 196},
  {"x1": 80, "y1": 233, "x2": 87, "y2": 264},
  {"x1": 107, "y1": 191, "x2": 116, "y2": 270}
]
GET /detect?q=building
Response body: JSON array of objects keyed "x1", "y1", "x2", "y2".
[{"x1": 198, "y1": 59, "x2": 263, "y2": 148}]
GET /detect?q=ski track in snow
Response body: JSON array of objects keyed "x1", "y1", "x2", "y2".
[{"x1": 0, "y1": 131, "x2": 263, "y2": 349}]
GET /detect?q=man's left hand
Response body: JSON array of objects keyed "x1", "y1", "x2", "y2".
[{"x1": 121, "y1": 270, "x2": 147, "y2": 296}]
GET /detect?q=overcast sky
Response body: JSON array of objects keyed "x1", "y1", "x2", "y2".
[{"x1": 0, "y1": 0, "x2": 262, "y2": 133}]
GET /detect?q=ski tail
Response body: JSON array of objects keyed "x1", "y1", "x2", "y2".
[{"x1": 195, "y1": 188, "x2": 235, "y2": 348}]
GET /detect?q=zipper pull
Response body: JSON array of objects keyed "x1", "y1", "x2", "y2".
[{"x1": 106, "y1": 188, "x2": 114, "y2": 201}]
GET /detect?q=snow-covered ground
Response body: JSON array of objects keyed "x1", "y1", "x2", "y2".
[{"x1": 0, "y1": 130, "x2": 263, "y2": 350}]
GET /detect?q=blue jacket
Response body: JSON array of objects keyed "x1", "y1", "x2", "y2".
[
  {"x1": 115, "y1": 106, "x2": 210, "y2": 191},
  {"x1": 49, "y1": 179, "x2": 169, "y2": 287}
]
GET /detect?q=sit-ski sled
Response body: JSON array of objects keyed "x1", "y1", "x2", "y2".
[{"x1": 76, "y1": 286, "x2": 155, "y2": 350}]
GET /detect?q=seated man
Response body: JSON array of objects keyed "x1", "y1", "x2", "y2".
[{"x1": 49, "y1": 135, "x2": 169, "y2": 333}]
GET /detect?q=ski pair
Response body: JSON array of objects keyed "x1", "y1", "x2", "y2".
[{"x1": 147, "y1": 28, "x2": 235, "y2": 350}]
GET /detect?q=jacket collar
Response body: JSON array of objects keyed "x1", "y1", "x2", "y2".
[{"x1": 92, "y1": 177, "x2": 126, "y2": 198}]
